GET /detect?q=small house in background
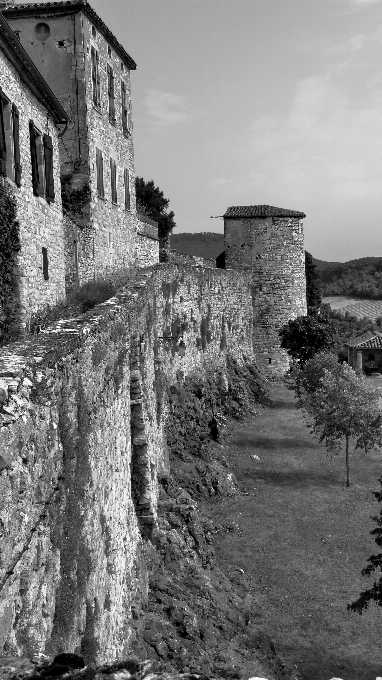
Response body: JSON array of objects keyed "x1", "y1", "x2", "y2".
[
  {"x1": 346, "y1": 331, "x2": 382, "y2": 374},
  {"x1": 0, "y1": 12, "x2": 68, "y2": 334}
]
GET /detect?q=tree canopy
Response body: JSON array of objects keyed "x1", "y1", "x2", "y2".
[
  {"x1": 135, "y1": 177, "x2": 176, "y2": 248},
  {"x1": 305, "y1": 251, "x2": 322, "y2": 312},
  {"x1": 279, "y1": 314, "x2": 336, "y2": 366}
]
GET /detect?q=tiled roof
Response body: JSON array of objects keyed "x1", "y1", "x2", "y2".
[
  {"x1": 2, "y1": 1, "x2": 137, "y2": 70},
  {"x1": 0, "y1": 14, "x2": 68, "y2": 124},
  {"x1": 346, "y1": 330, "x2": 382, "y2": 349},
  {"x1": 224, "y1": 205, "x2": 306, "y2": 219}
]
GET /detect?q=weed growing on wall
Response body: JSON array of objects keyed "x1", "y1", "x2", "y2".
[
  {"x1": 0, "y1": 180, "x2": 21, "y2": 346},
  {"x1": 61, "y1": 175, "x2": 91, "y2": 217},
  {"x1": 166, "y1": 356, "x2": 269, "y2": 460}
]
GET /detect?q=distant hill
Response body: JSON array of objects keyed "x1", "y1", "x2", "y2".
[
  {"x1": 311, "y1": 257, "x2": 342, "y2": 271},
  {"x1": 170, "y1": 232, "x2": 224, "y2": 259}
]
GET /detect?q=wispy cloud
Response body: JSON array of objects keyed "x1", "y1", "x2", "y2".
[{"x1": 143, "y1": 89, "x2": 200, "y2": 126}]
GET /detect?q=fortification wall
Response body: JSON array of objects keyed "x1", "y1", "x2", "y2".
[{"x1": 0, "y1": 264, "x2": 255, "y2": 661}]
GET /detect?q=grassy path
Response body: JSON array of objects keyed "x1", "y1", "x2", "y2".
[{"x1": 203, "y1": 383, "x2": 382, "y2": 680}]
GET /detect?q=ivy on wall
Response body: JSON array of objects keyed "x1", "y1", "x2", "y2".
[
  {"x1": 61, "y1": 174, "x2": 91, "y2": 218},
  {"x1": 0, "y1": 180, "x2": 21, "y2": 346}
]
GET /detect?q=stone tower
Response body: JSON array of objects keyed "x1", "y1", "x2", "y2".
[{"x1": 224, "y1": 204, "x2": 307, "y2": 376}]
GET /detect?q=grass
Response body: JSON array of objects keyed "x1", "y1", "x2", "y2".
[{"x1": 202, "y1": 382, "x2": 382, "y2": 680}]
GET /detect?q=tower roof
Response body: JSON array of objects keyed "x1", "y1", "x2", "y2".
[
  {"x1": 224, "y1": 205, "x2": 306, "y2": 219},
  {"x1": 2, "y1": 0, "x2": 137, "y2": 70},
  {"x1": 0, "y1": 13, "x2": 68, "y2": 124}
]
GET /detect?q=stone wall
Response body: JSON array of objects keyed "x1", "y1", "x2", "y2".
[
  {"x1": 0, "y1": 46, "x2": 65, "y2": 333},
  {"x1": 136, "y1": 215, "x2": 159, "y2": 268},
  {"x1": 167, "y1": 250, "x2": 216, "y2": 269},
  {"x1": 0, "y1": 263, "x2": 255, "y2": 661},
  {"x1": 225, "y1": 216, "x2": 307, "y2": 376}
]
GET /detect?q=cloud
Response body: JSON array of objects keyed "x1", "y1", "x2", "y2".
[{"x1": 143, "y1": 89, "x2": 199, "y2": 126}]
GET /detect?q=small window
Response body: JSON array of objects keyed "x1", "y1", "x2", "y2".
[
  {"x1": 35, "y1": 22, "x2": 50, "y2": 41},
  {"x1": 121, "y1": 62, "x2": 124, "y2": 72},
  {"x1": 42, "y1": 247, "x2": 49, "y2": 280},
  {"x1": 29, "y1": 121, "x2": 45, "y2": 197},
  {"x1": 124, "y1": 168, "x2": 130, "y2": 211},
  {"x1": 108, "y1": 231, "x2": 112, "y2": 247},
  {"x1": 107, "y1": 64, "x2": 115, "y2": 124},
  {"x1": 91, "y1": 46, "x2": 101, "y2": 107},
  {"x1": 91, "y1": 25, "x2": 96, "y2": 39},
  {"x1": 110, "y1": 157, "x2": 117, "y2": 204},
  {"x1": 121, "y1": 80, "x2": 129, "y2": 134},
  {"x1": 107, "y1": 45, "x2": 111, "y2": 58},
  {"x1": 96, "y1": 148, "x2": 104, "y2": 198},
  {"x1": 268, "y1": 358, "x2": 272, "y2": 365}
]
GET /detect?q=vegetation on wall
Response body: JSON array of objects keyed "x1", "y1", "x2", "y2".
[
  {"x1": 0, "y1": 180, "x2": 21, "y2": 346},
  {"x1": 61, "y1": 174, "x2": 91, "y2": 217},
  {"x1": 305, "y1": 250, "x2": 322, "y2": 312},
  {"x1": 135, "y1": 177, "x2": 176, "y2": 252},
  {"x1": 166, "y1": 356, "x2": 270, "y2": 461}
]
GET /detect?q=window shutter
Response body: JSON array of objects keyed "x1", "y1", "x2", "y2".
[
  {"x1": 91, "y1": 47, "x2": 97, "y2": 105},
  {"x1": 96, "y1": 148, "x2": 104, "y2": 198},
  {"x1": 29, "y1": 119, "x2": 40, "y2": 195},
  {"x1": 12, "y1": 104, "x2": 21, "y2": 186},
  {"x1": 96, "y1": 50, "x2": 101, "y2": 106},
  {"x1": 124, "y1": 168, "x2": 130, "y2": 210},
  {"x1": 43, "y1": 134, "x2": 55, "y2": 203},
  {"x1": 110, "y1": 158, "x2": 117, "y2": 203},
  {"x1": 0, "y1": 95, "x2": 7, "y2": 176}
]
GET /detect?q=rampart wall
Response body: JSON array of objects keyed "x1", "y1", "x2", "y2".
[{"x1": 0, "y1": 264, "x2": 254, "y2": 661}]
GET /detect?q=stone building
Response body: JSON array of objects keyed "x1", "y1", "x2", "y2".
[
  {"x1": 3, "y1": 0, "x2": 158, "y2": 292},
  {"x1": 346, "y1": 330, "x2": 382, "y2": 374},
  {"x1": 224, "y1": 204, "x2": 307, "y2": 374},
  {"x1": 0, "y1": 11, "x2": 68, "y2": 332}
]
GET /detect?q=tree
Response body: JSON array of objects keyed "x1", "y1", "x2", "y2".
[
  {"x1": 286, "y1": 351, "x2": 342, "y2": 399},
  {"x1": 135, "y1": 177, "x2": 176, "y2": 250},
  {"x1": 305, "y1": 251, "x2": 322, "y2": 313},
  {"x1": 294, "y1": 360, "x2": 382, "y2": 487},
  {"x1": 279, "y1": 314, "x2": 336, "y2": 366},
  {"x1": 348, "y1": 475, "x2": 382, "y2": 614}
]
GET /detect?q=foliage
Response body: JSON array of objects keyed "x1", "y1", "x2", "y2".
[
  {"x1": 292, "y1": 358, "x2": 382, "y2": 486},
  {"x1": 348, "y1": 475, "x2": 382, "y2": 614},
  {"x1": 305, "y1": 250, "x2": 322, "y2": 313},
  {"x1": 29, "y1": 278, "x2": 116, "y2": 334},
  {"x1": 285, "y1": 351, "x2": 342, "y2": 399},
  {"x1": 0, "y1": 180, "x2": 21, "y2": 346},
  {"x1": 279, "y1": 314, "x2": 336, "y2": 366},
  {"x1": 320, "y1": 257, "x2": 382, "y2": 298},
  {"x1": 135, "y1": 177, "x2": 176, "y2": 245},
  {"x1": 170, "y1": 232, "x2": 225, "y2": 259},
  {"x1": 166, "y1": 356, "x2": 269, "y2": 460},
  {"x1": 61, "y1": 174, "x2": 91, "y2": 217},
  {"x1": 319, "y1": 303, "x2": 379, "y2": 361}
]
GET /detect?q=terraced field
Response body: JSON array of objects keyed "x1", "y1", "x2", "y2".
[{"x1": 323, "y1": 296, "x2": 382, "y2": 320}]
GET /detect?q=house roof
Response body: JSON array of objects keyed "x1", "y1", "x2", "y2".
[
  {"x1": 224, "y1": 205, "x2": 306, "y2": 219},
  {"x1": 2, "y1": 0, "x2": 137, "y2": 70},
  {"x1": 345, "y1": 330, "x2": 382, "y2": 350},
  {"x1": 0, "y1": 13, "x2": 68, "y2": 124}
]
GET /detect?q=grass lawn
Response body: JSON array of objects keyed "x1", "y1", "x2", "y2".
[{"x1": 203, "y1": 382, "x2": 382, "y2": 680}]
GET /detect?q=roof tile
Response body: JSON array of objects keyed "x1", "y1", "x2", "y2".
[{"x1": 224, "y1": 205, "x2": 306, "y2": 219}]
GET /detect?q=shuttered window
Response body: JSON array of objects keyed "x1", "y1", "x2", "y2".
[
  {"x1": 121, "y1": 80, "x2": 128, "y2": 134},
  {"x1": 110, "y1": 157, "x2": 117, "y2": 204},
  {"x1": 12, "y1": 105, "x2": 21, "y2": 186},
  {"x1": 91, "y1": 46, "x2": 101, "y2": 107},
  {"x1": 29, "y1": 120, "x2": 44, "y2": 197},
  {"x1": 124, "y1": 168, "x2": 130, "y2": 211},
  {"x1": 43, "y1": 134, "x2": 55, "y2": 203},
  {"x1": 42, "y1": 247, "x2": 49, "y2": 280},
  {"x1": 107, "y1": 65, "x2": 116, "y2": 124},
  {"x1": 0, "y1": 92, "x2": 7, "y2": 176},
  {"x1": 96, "y1": 148, "x2": 104, "y2": 198}
]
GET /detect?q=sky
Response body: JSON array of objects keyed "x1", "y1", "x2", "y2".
[{"x1": 18, "y1": 0, "x2": 382, "y2": 262}]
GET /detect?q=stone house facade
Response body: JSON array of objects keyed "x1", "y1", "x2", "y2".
[
  {"x1": 0, "y1": 11, "x2": 68, "y2": 332},
  {"x1": 346, "y1": 330, "x2": 382, "y2": 374},
  {"x1": 224, "y1": 205, "x2": 307, "y2": 375},
  {"x1": 4, "y1": 0, "x2": 159, "y2": 293}
]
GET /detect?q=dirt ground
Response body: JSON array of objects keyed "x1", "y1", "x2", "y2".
[{"x1": 201, "y1": 382, "x2": 382, "y2": 680}]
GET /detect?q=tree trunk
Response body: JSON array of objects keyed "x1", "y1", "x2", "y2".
[{"x1": 345, "y1": 434, "x2": 350, "y2": 487}]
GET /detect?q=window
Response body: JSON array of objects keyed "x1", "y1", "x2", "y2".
[
  {"x1": 121, "y1": 62, "x2": 124, "y2": 73},
  {"x1": 110, "y1": 157, "x2": 117, "y2": 204},
  {"x1": 107, "y1": 64, "x2": 115, "y2": 124},
  {"x1": 107, "y1": 45, "x2": 111, "y2": 58},
  {"x1": 121, "y1": 80, "x2": 129, "y2": 134},
  {"x1": 0, "y1": 91, "x2": 20, "y2": 184},
  {"x1": 124, "y1": 168, "x2": 130, "y2": 210},
  {"x1": 91, "y1": 25, "x2": 96, "y2": 39},
  {"x1": 29, "y1": 121, "x2": 55, "y2": 201},
  {"x1": 42, "y1": 247, "x2": 49, "y2": 280},
  {"x1": 91, "y1": 46, "x2": 101, "y2": 107},
  {"x1": 96, "y1": 148, "x2": 104, "y2": 198}
]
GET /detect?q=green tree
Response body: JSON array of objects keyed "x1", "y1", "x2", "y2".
[
  {"x1": 295, "y1": 361, "x2": 382, "y2": 487},
  {"x1": 348, "y1": 475, "x2": 382, "y2": 613},
  {"x1": 135, "y1": 177, "x2": 176, "y2": 251},
  {"x1": 305, "y1": 251, "x2": 322, "y2": 313},
  {"x1": 286, "y1": 351, "x2": 342, "y2": 399},
  {"x1": 279, "y1": 315, "x2": 336, "y2": 366}
]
